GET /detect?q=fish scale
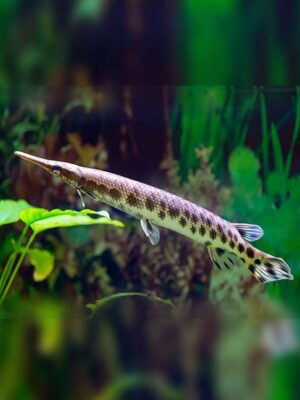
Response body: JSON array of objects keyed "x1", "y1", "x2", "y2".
[{"x1": 15, "y1": 151, "x2": 294, "y2": 284}]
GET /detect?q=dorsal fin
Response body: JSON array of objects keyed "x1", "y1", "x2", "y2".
[{"x1": 233, "y1": 223, "x2": 264, "y2": 242}]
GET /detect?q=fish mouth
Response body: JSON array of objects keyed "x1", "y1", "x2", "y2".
[{"x1": 14, "y1": 151, "x2": 55, "y2": 173}]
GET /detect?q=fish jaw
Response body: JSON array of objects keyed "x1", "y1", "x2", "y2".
[
  {"x1": 14, "y1": 151, "x2": 82, "y2": 188},
  {"x1": 15, "y1": 151, "x2": 58, "y2": 174}
]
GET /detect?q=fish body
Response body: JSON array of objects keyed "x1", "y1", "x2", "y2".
[{"x1": 15, "y1": 151, "x2": 293, "y2": 284}]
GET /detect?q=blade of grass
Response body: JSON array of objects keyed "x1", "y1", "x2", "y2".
[
  {"x1": 239, "y1": 88, "x2": 258, "y2": 145},
  {"x1": 0, "y1": 232, "x2": 36, "y2": 305},
  {"x1": 285, "y1": 86, "x2": 300, "y2": 177},
  {"x1": 270, "y1": 123, "x2": 284, "y2": 174},
  {"x1": 0, "y1": 225, "x2": 29, "y2": 299},
  {"x1": 260, "y1": 91, "x2": 269, "y2": 178}
]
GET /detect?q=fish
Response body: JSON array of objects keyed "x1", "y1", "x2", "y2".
[{"x1": 15, "y1": 151, "x2": 293, "y2": 284}]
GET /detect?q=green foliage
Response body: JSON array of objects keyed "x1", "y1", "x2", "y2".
[
  {"x1": 19, "y1": 208, "x2": 123, "y2": 234},
  {"x1": 174, "y1": 87, "x2": 258, "y2": 178},
  {"x1": 226, "y1": 147, "x2": 300, "y2": 306},
  {"x1": 228, "y1": 147, "x2": 261, "y2": 195},
  {"x1": 0, "y1": 200, "x2": 124, "y2": 304},
  {"x1": 0, "y1": 199, "x2": 31, "y2": 226},
  {"x1": 175, "y1": 88, "x2": 300, "y2": 184},
  {"x1": 27, "y1": 249, "x2": 54, "y2": 282}
]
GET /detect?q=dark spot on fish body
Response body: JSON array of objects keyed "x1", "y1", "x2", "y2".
[
  {"x1": 246, "y1": 247, "x2": 255, "y2": 259},
  {"x1": 216, "y1": 223, "x2": 223, "y2": 234},
  {"x1": 228, "y1": 230, "x2": 233, "y2": 239},
  {"x1": 209, "y1": 229, "x2": 217, "y2": 240},
  {"x1": 229, "y1": 240, "x2": 235, "y2": 249},
  {"x1": 224, "y1": 262, "x2": 230, "y2": 270},
  {"x1": 133, "y1": 187, "x2": 140, "y2": 196},
  {"x1": 191, "y1": 213, "x2": 198, "y2": 225},
  {"x1": 145, "y1": 197, "x2": 155, "y2": 211},
  {"x1": 249, "y1": 264, "x2": 256, "y2": 274},
  {"x1": 158, "y1": 210, "x2": 166, "y2": 220},
  {"x1": 206, "y1": 216, "x2": 212, "y2": 227},
  {"x1": 184, "y1": 209, "x2": 190, "y2": 220},
  {"x1": 86, "y1": 179, "x2": 95, "y2": 189},
  {"x1": 204, "y1": 241, "x2": 212, "y2": 246},
  {"x1": 168, "y1": 205, "x2": 179, "y2": 219},
  {"x1": 190, "y1": 225, "x2": 196, "y2": 234},
  {"x1": 83, "y1": 179, "x2": 94, "y2": 194},
  {"x1": 233, "y1": 234, "x2": 238, "y2": 241},
  {"x1": 238, "y1": 243, "x2": 245, "y2": 253},
  {"x1": 127, "y1": 193, "x2": 139, "y2": 207},
  {"x1": 240, "y1": 257, "x2": 246, "y2": 263},
  {"x1": 199, "y1": 225, "x2": 206, "y2": 236},
  {"x1": 221, "y1": 233, "x2": 227, "y2": 244},
  {"x1": 110, "y1": 188, "x2": 122, "y2": 200},
  {"x1": 160, "y1": 200, "x2": 166, "y2": 210},
  {"x1": 179, "y1": 217, "x2": 187, "y2": 227},
  {"x1": 254, "y1": 259, "x2": 261, "y2": 265}
]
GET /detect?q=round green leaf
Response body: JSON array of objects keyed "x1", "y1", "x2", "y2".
[
  {"x1": 27, "y1": 249, "x2": 54, "y2": 282},
  {"x1": 0, "y1": 199, "x2": 31, "y2": 226}
]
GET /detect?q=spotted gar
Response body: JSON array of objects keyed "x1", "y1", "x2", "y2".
[{"x1": 15, "y1": 151, "x2": 293, "y2": 284}]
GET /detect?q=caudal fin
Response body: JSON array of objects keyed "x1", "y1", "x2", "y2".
[{"x1": 249, "y1": 255, "x2": 293, "y2": 284}]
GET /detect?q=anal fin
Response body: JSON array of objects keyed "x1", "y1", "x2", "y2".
[{"x1": 208, "y1": 247, "x2": 241, "y2": 271}]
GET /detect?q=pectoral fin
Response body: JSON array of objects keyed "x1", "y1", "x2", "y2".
[
  {"x1": 140, "y1": 219, "x2": 160, "y2": 245},
  {"x1": 77, "y1": 189, "x2": 86, "y2": 208}
]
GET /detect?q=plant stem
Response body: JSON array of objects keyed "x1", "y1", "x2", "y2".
[
  {"x1": 0, "y1": 225, "x2": 29, "y2": 299},
  {"x1": 0, "y1": 231, "x2": 36, "y2": 305}
]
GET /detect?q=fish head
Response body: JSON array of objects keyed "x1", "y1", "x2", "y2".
[{"x1": 15, "y1": 151, "x2": 83, "y2": 188}]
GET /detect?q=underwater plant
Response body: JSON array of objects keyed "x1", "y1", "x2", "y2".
[{"x1": 0, "y1": 199, "x2": 123, "y2": 304}]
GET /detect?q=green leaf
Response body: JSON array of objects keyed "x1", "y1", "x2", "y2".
[
  {"x1": 87, "y1": 292, "x2": 174, "y2": 316},
  {"x1": 19, "y1": 207, "x2": 124, "y2": 234},
  {"x1": 27, "y1": 249, "x2": 54, "y2": 281},
  {"x1": 0, "y1": 199, "x2": 31, "y2": 226}
]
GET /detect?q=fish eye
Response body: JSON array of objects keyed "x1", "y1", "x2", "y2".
[{"x1": 52, "y1": 165, "x2": 62, "y2": 175}]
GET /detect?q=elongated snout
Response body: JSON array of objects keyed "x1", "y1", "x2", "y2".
[{"x1": 15, "y1": 151, "x2": 57, "y2": 173}]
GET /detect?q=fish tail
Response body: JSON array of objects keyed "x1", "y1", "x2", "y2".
[{"x1": 248, "y1": 252, "x2": 293, "y2": 284}]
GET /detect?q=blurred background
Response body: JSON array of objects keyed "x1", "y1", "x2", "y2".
[{"x1": 0, "y1": 1, "x2": 300, "y2": 399}]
